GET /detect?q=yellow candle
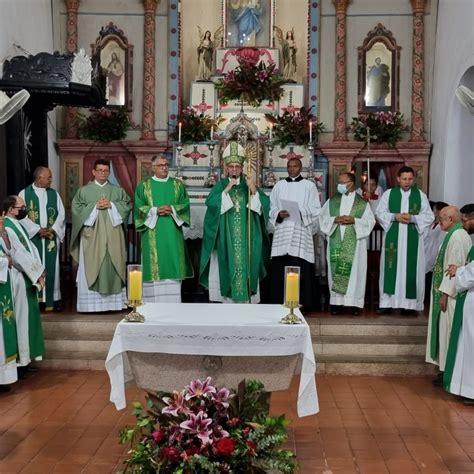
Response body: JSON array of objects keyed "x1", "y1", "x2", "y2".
[
  {"x1": 129, "y1": 270, "x2": 142, "y2": 302},
  {"x1": 285, "y1": 272, "x2": 299, "y2": 304}
]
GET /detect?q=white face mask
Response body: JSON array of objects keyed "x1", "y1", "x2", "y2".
[{"x1": 337, "y1": 183, "x2": 348, "y2": 194}]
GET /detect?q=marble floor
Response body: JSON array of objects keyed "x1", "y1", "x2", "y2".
[{"x1": 0, "y1": 371, "x2": 473, "y2": 473}]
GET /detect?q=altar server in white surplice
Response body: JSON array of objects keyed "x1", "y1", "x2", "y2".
[
  {"x1": 443, "y1": 203, "x2": 474, "y2": 403},
  {"x1": 19, "y1": 166, "x2": 65, "y2": 311},
  {"x1": 319, "y1": 172, "x2": 375, "y2": 315},
  {"x1": 424, "y1": 201, "x2": 448, "y2": 274},
  {"x1": 376, "y1": 166, "x2": 434, "y2": 315},
  {"x1": 269, "y1": 158, "x2": 321, "y2": 312}
]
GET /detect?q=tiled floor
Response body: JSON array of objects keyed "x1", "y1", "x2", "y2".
[{"x1": 0, "y1": 371, "x2": 473, "y2": 473}]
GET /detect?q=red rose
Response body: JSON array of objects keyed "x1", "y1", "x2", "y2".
[
  {"x1": 159, "y1": 446, "x2": 181, "y2": 462},
  {"x1": 246, "y1": 440, "x2": 257, "y2": 456},
  {"x1": 151, "y1": 430, "x2": 165, "y2": 443},
  {"x1": 215, "y1": 437, "x2": 236, "y2": 456}
]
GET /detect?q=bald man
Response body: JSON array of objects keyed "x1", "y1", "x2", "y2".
[
  {"x1": 426, "y1": 206, "x2": 471, "y2": 386},
  {"x1": 19, "y1": 166, "x2": 65, "y2": 311}
]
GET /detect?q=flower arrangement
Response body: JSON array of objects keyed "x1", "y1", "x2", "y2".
[
  {"x1": 349, "y1": 111, "x2": 405, "y2": 148},
  {"x1": 119, "y1": 377, "x2": 297, "y2": 473},
  {"x1": 170, "y1": 107, "x2": 223, "y2": 144},
  {"x1": 77, "y1": 107, "x2": 130, "y2": 142},
  {"x1": 216, "y1": 58, "x2": 286, "y2": 108},
  {"x1": 265, "y1": 107, "x2": 325, "y2": 148}
]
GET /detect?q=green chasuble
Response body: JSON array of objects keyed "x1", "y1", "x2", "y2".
[
  {"x1": 24, "y1": 185, "x2": 59, "y2": 310},
  {"x1": 199, "y1": 178, "x2": 270, "y2": 302},
  {"x1": 329, "y1": 193, "x2": 368, "y2": 295},
  {"x1": 4, "y1": 218, "x2": 44, "y2": 359},
  {"x1": 134, "y1": 177, "x2": 193, "y2": 282},
  {"x1": 444, "y1": 245, "x2": 474, "y2": 391},
  {"x1": 70, "y1": 181, "x2": 131, "y2": 295},
  {"x1": 0, "y1": 251, "x2": 18, "y2": 364}
]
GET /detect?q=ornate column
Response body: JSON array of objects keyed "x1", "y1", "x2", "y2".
[
  {"x1": 64, "y1": 0, "x2": 80, "y2": 139},
  {"x1": 141, "y1": 0, "x2": 158, "y2": 140},
  {"x1": 332, "y1": 0, "x2": 350, "y2": 141},
  {"x1": 410, "y1": 0, "x2": 426, "y2": 141}
]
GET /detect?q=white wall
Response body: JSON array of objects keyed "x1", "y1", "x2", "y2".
[
  {"x1": 0, "y1": 0, "x2": 59, "y2": 190},
  {"x1": 429, "y1": 0, "x2": 474, "y2": 206}
]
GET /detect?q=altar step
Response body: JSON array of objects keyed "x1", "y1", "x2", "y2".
[{"x1": 37, "y1": 313, "x2": 436, "y2": 376}]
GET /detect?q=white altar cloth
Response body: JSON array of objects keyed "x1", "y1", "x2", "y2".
[{"x1": 105, "y1": 303, "x2": 318, "y2": 417}]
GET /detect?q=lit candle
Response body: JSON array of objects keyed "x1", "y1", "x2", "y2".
[
  {"x1": 178, "y1": 122, "x2": 182, "y2": 142},
  {"x1": 285, "y1": 272, "x2": 299, "y2": 305},
  {"x1": 210, "y1": 125, "x2": 214, "y2": 141},
  {"x1": 309, "y1": 121, "x2": 313, "y2": 143},
  {"x1": 129, "y1": 270, "x2": 142, "y2": 302},
  {"x1": 269, "y1": 123, "x2": 273, "y2": 141}
]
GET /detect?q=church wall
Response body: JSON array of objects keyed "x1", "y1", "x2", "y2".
[{"x1": 429, "y1": 0, "x2": 474, "y2": 207}]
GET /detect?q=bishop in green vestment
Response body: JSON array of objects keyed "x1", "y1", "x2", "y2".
[
  {"x1": 70, "y1": 159, "x2": 131, "y2": 312},
  {"x1": 199, "y1": 142, "x2": 270, "y2": 303},
  {"x1": 134, "y1": 155, "x2": 193, "y2": 302}
]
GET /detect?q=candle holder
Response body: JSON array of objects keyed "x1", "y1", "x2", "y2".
[
  {"x1": 175, "y1": 143, "x2": 183, "y2": 179},
  {"x1": 306, "y1": 143, "x2": 315, "y2": 181},
  {"x1": 264, "y1": 139, "x2": 276, "y2": 188},
  {"x1": 280, "y1": 266, "x2": 303, "y2": 325},
  {"x1": 205, "y1": 141, "x2": 217, "y2": 187},
  {"x1": 124, "y1": 264, "x2": 145, "y2": 323}
]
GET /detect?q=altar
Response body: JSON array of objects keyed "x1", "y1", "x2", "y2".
[{"x1": 105, "y1": 303, "x2": 318, "y2": 418}]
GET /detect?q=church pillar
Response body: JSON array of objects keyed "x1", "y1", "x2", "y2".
[
  {"x1": 141, "y1": 0, "x2": 158, "y2": 140},
  {"x1": 332, "y1": 0, "x2": 350, "y2": 141},
  {"x1": 409, "y1": 0, "x2": 426, "y2": 141},
  {"x1": 64, "y1": 0, "x2": 80, "y2": 139}
]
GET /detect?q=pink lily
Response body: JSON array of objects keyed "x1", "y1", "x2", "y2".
[
  {"x1": 162, "y1": 391, "x2": 188, "y2": 416},
  {"x1": 185, "y1": 377, "x2": 216, "y2": 400},
  {"x1": 180, "y1": 411, "x2": 214, "y2": 444}
]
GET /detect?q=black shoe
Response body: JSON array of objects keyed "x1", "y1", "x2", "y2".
[
  {"x1": 53, "y1": 301, "x2": 63, "y2": 312},
  {"x1": 352, "y1": 307, "x2": 360, "y2": 316},
  {"x1": 0, "y1": 385, "x2": 11, "y2": 393},
  {"x1": 462, "y1": 397, "x2": 474, "y2": 405},
  {"x1": 330, "y1": 305, "x2": 341, "y2": 315},
  {"x1": 432, "y1": 372, "x2": 444, "y2": 387},
  {"x1": 376, "y1": 308, "x2": 392, "y2": 315},
  {"x1": 401, "y1": 309, "x2": 417, "y2": 316}
]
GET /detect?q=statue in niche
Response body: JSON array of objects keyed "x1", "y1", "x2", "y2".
[
  {"x1": 365, "y1": 56, "x2": 390, "y2": 107},
  {"x1": 230, "y1": 0, "x2": 262, "y2": 46},
  {"x1": 274, "y1": 26, "x2": 297, "y2": 82},
  {"x1": 197, "y1": 26, "x2": 224, "y2": 81}
]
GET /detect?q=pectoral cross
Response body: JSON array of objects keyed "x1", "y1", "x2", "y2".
[{"x1": 387, "y1": 242, "x2": 397, "y2": 269}]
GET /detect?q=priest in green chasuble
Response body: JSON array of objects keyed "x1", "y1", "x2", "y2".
[
  {"x1": 134, "y1": 155, "x2": 193, "y2": 302},
  {"x1": 0, "y1": 215, "x2": 18, "y2": 390},
  {"x1": 3, "y1": 196, "x2": 45, "y2": 368},
  {"x1": 199, "y1": 142, "x2": 270, "y2": 303},
  {"x1": 19, "y1": 166, "x2": 65, "y2": 312},
  {"x1": 319, "y1": 172, "x2": 375, "y2": 315},
  {"x1": 376, "y1": 166, "x2": 434, "y2": 315},
  {"x1": 70, "y1": 159, "x2": 131, "y2": 313}
]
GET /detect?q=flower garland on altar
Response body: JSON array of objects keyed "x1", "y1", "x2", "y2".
[
  {"x1": 216, "y1": 58, "x2": 286, "y2": 108},
  {"x1": 349, "y1": 111, "x2": 405, "y2": 148},
  {"x1": 119, "y1": 377, "x2": 297, "y2": 473}
]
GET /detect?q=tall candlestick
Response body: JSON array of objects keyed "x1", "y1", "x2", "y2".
[
  {"x1": 269, "y1": 123, "x2": 273, "y2": 141},
  {"x1": 210, "y1": 125, "x2": 214, "y2": 141},
  {"x1": 178, "y1": 122, "x2": 182, "y2": 142},
  {"x1": 309, "y1": 121, "x2": 313, "y2": 143}
]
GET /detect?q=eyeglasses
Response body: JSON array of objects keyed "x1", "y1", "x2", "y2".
[
  {"x1": 95, "y1": 169, "x2": 110, "y2": 173},
  {"x1": 38, "y1": 175, "x2": 52, "y2": 179},
  {"x1": 154, "y1": 164, "x2": 169, "y2": 168}
]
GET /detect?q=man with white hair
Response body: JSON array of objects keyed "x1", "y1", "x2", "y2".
[{"x1": 200, "y1": 141, "x2": 270, "y2": 303}]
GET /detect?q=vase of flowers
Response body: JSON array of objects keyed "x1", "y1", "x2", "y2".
[
  {"x1": 171, "y1": 107, "x2": 223, "y2": 144},
  {"x1": 77, "y1": 107, "x2": 130, "y2": 143},
  {"x1": 265, "y1": 107, "x2": 325, "y2": 148},
  {"x1": 119, "y1": 377, "x2": 297, "y2": 473},
  {"x1": 216, "y1": 51, "x2": 286, "y2": 108},
  {"x1": 349, "y1": 111, "x2": 405, "y2": 148}
]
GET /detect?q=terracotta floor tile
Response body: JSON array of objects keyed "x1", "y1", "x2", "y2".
[
  {"x1": 385, "y1": 459, "x2": 420, "y2": 473},
  {"x1": 355, "y1": 459, "x2": 389, "y2": 473},
  {"x1": 0, "y1": 461, "x2": 27, "y2": 473}
]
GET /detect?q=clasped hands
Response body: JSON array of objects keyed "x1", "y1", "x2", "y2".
[
  {"x1": 96, "y1": 197, "x2": 112, "y2": 210},
  {"x1": 335, "y1": 215, "x2": 355, "y2": 225},
  {"x1": 39, "y1": 228, "x2": 55, "y2": 239},
  {"x1": 394, "y1": 212, "x2": 413, "y2": 224},
  {"x1": 157, "y1": 205, "x2": 173, "y2": 216}
]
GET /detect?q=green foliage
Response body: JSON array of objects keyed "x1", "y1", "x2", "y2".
[
  {"x1": 170, "y1": 107, "x2": 223, "y2": 144},
  {"x1": 77, "y1": 107, "x2": 129, "y2": 142}
]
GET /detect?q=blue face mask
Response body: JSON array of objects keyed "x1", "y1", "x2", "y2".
[{"x1": 337, "y1": 183, "x2": 347, "y2": 194}]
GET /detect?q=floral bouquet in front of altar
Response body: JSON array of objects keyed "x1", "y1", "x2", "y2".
[
  {"x1": 119, "y1": 377, "x2": 297, "y2": 473},
  {"x1": 170, "y1": 107, "x2": 223, "y2": 144},
  {"x1": 349, "y1": 111, "x2": 406, "y2": 148},
  {"x1": 216, "y1": 56, "x2": 286, "y2": 108}
]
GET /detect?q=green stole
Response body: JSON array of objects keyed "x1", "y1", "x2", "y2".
[
  {"x1": 0, "y1": 249, "x2": 18, "y2": 363},
  {"x1": 328, "y1": 193, "x2": 367, "y2": 294},
  {"x1": 383, "y1": 187, "x2": 422, "y2": 299},
  {"x1": 4, "y1": 219, "x2": 44, "y2": 359},
  {"x1": 430, "y1": 223, "x2": 463, "y2": 359},
  {"x1": 443, "y1": 245, "x2": 474, "y2": 391},
  {"x1": 25, "y1": 185, "x2": 59, "y2": 309}
]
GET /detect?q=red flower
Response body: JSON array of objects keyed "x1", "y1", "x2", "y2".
[
  {"x1": 246, "y1": 440, "x2": 257, "y2": 456},
  {"x1": 182, "y1": 446, "x2": 200, "y2": 461},
  {"x1": 227, "y1": 417, "x2": 240, "y2": 427},
  {"x1": 151, "y1": 430, "x2": 165, "y2": 443},
  {"x1": 159, "y1": 446, "x2": 181, "y2": 463},
  {"x1": 215, "y1": 437, "x2": 236, "y2": 456}
]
